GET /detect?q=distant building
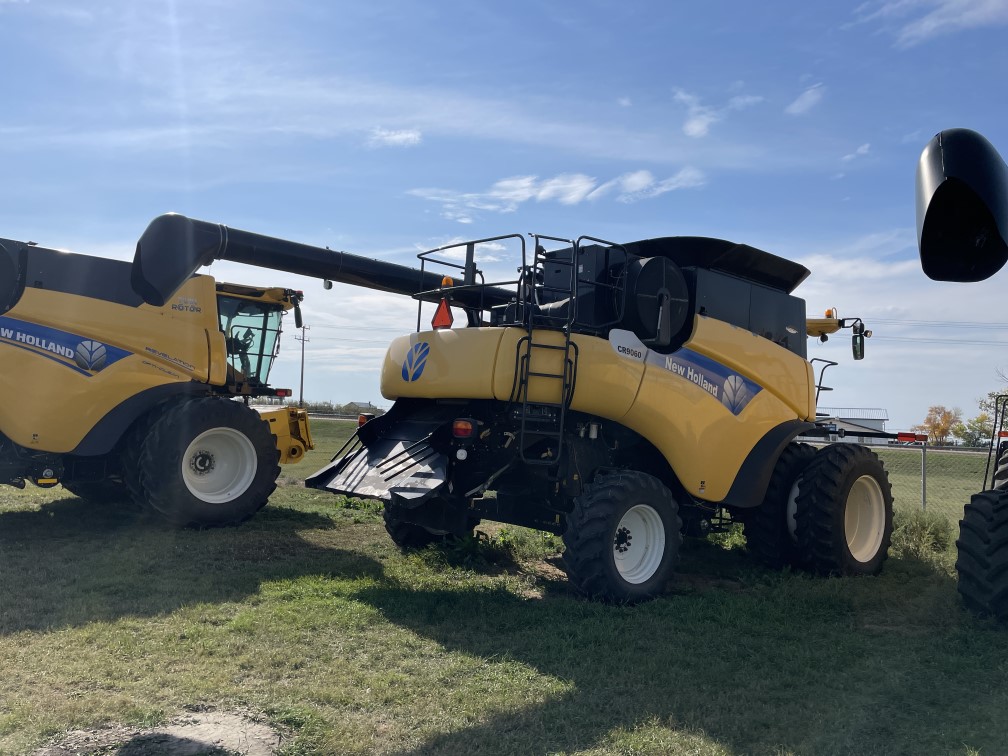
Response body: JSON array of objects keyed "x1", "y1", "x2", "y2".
[
  {"x1": 803, "y1": 407, "x2": 889, "y2": 445},
  {"x1": 346, "y1": 401, "x2": 379, "y2": 412}
]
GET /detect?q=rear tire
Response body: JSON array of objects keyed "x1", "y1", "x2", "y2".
[
  {"x1": 121, "y1": 413, "x2": 155, "y2": 510},
  {"x1": 740, "y1": 442, "x2": 816, "y2": 568},
  {"x1": 140, "y1": 398, "x2": 280, "y2": 527},
  {"x1": 383, "y1": 500, "x2": 478, "y2": 550},
  {"x1": 795, "y1": 444, "x2": 893, "y2": 576},
  {"x1": 956, "y1": 489, "x2": 1008, "y2": 620},
  {"x1": 993, "y1": 442, "x2": 1008, "y2": 490},
  {"x1": 384, "y1": 511, "x2": 445, "y2": 550},
  {"x1": 562, "y1": 470, "x2": 681, "y2": 603}
]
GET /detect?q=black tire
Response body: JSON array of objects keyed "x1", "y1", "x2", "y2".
[
  {"x1": 795, "y1": 444, "x2": 893, "y2": 576},
  {"x1": 384, "y1": 510, "x2": 445, "y2": 550},
  {"x1": 562, "y1": 470, "x2": 682, "y2": 603},
  {"x1": 139, "y1": 397, "x2": 280, "y2": 527},
  {"x1": 382, "y1": 501, "x2": 478, "y2": 550},
  {"x1": 740, "y1": 442, "x2": 817, "y2": 569},
  {"x1": 993, "y1": 442, "x2": 1008, "y2": 490},
  {"x1": 121, "y1": 413, "x2": 155, "y2": 510},
  {"x1": 956, "y1": 489, "x2": 1008, "y2": 620}
]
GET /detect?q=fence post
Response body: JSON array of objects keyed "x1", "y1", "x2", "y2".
[{"x1": 921, "y1": 442, "x2": 927, "y2": 512}]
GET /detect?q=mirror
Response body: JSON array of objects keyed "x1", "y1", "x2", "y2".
[{"x1": 852, "y1": 333, "x2": 865, "y2": 361}]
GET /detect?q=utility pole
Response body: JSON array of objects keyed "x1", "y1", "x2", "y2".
[{"x1": 295, "y1": 324, "x2": 310, "y2": 408}]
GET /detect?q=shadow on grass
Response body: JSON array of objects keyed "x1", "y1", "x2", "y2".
[
  {"x1": 0, "y1": 495, "x2": 383, "y2": 635},
  {"x1": 354, "y1": 540, "x2": 1005, "y2": 756}
]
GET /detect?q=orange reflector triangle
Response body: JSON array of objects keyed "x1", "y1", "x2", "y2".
[{"x1": 432, "y1": 298, "x2": 454, "y2": 329}]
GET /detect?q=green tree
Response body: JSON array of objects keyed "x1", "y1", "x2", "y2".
[
  {"x1": 980, "y1": 388, "x2": 1008, "y2": 418},
  {"x1": 951, "y1": 412, "x2": 993, "y2": 447}
]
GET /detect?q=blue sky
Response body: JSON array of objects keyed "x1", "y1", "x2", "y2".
[{"x1": 2, "y1": 0, "x2": 1008, "y2": 431}]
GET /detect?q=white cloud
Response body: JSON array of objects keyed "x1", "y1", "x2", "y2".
[
  {"x1": 842, "y1": 143, "x2": 871, "y2": 162},
  {"x1": 617, "y1": 96, "x2": 632, "y2": 107},
  {"x1": 673, "y1": 88, "x2": 764, "y2": 138},
  {"x1": 410, "y1": 167, "x2": 705, "y2": 221},
  {"x1": 851, "y1": 0, "x2": 1008, "y2": 48},
  {"x1": 674, "y1": 90, "x2": 720, "y2": 137},
  {"x1": 616, "y1": 167, "x2": 707, "y2": 202},
  {"x1": 728, "y1": 94, "x2": 764, "y2": 110},
  {"x1": 536, "y1": 174, "x2": 598, "y2": 205},
  {"x1": 785, "y1": 83, "x2": 825, "y2": 115},
  {"x1": 366, "y1": 127, "x2": 422, "y2": 148}
]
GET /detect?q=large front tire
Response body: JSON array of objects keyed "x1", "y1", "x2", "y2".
[
  {"x1": 140, "y1": 398, "x2": 280, "y2": 527},
  {"x1": 740, "y1": 442, "x2": 817, "y2": 569},
  {"x1": 795, "y1": 444, "x2": 893, "y2": 576},
  {"x1": 956, "y1": 489, "x2": 1008, "y2": 620},
  {"x1": 562, "y1": 471, "x2": 682, "y2": 603}
]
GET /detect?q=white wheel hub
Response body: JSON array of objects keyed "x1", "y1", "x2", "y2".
[
  {"x1": 785, "y1": 479, "x2": 801, "y2": 542},
  {"x1": 612, "y1": 504, "x2": 666, "y2": 584},
  {"x1": 182, "y1": 427, "x2": 258, "y2": 503},
  {"x1": 845, "y1": 474, "x2": 886, "y2": 563}
]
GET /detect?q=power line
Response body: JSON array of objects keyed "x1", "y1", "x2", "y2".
[
  {"x1": 870, "y1": 317, "x2": 1008, "y2": 329},
  {"x1": 870, "y1": 335, "x2": 1008, "y2": 346}
]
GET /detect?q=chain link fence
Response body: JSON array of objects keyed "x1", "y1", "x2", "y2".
[{"x1": 847, "y1": 443, "x2": 990, "y2": 524}]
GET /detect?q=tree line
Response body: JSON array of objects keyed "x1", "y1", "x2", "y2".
[
  {"x1": 255, "y1": 397, "x2": 386, "y2": 416},
  {"x1": 913, "y1": 390, "x2": 1004, "y2": 446}
]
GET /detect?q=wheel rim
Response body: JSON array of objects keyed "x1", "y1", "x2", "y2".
[
  {"x1": 181, "y1": 427, "x2": 258, "y2": 503},
  {"x1": 612, "y1": 504, "x2": 666, "y2": 584},
  {"x1": 785, "y1": 479, "x2": 801, "y2": 542},
  {"x1": 845, "y1": 474, "x2": 886, "y2": 562}
]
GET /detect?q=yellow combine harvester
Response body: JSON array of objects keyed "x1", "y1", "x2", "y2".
[
  {"x1": 301, "y1": 231, "x2": 893, "y2": 602},
  {"x1": 0, "y1": 224, "x2": 313, "y2": 526},
  {"x1": 0, "y1": 212, "x2": 504, "y2": 527}
]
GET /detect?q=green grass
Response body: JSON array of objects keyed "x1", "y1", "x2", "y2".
[{"x1": 1, "y1": 422, "x2": 1006, "y2": 755}]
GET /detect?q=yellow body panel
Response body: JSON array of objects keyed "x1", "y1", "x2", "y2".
[
  {"x1": 690, "y1": 317, "x2": 816, "y2": 421},
  {"x1": 382, "y1": 327, "x2": 647, "y2": 416},
  {"x1": 380, "y1": 315, "x2": 815, "y2": 504},
  {"x1": 0, "y1": 276, "x2": 223, "y2": 452},
  {"x1": 382, "y1": 328, "x2": 508, "y2": 399},
  {"x1": 806, "y1": 317, "x2": 842, "y2": 338},
  {"x1": 257, "y1": 407, "x2": 314, "y2": 464}
]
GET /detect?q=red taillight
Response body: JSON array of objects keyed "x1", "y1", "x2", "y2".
[
  {"x1": 897, "y1": 432, "x2": 927, "y2": 443},
  {"x1": 358, "y1": 413, "x2": 375, "y2": 427},
  {"x1": 452, "y1": 418, "x2": 475, "y2": 438},
  {"x1": 275, "y1": 388, "x2": 293, "y2": 397}
]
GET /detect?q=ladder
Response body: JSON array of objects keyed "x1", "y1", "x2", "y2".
[{"x1": 513, "y1": 236, "x2": 579, "y2": 466}]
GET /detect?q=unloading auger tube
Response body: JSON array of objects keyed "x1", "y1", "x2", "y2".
[
  {"x1": 130, "y1": 212, "x2": 515, "y2": 310},
  {"x1": 915, "y1": 128, "x2": 1008, "y2": 621}
]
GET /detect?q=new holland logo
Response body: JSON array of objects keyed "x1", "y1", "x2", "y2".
[
  {"x1": 721, "y1": 374, "x2": 749, "y2": 413},
  {"x1": 74, "y1": 340, "x2": 108, "y2": 371},
  {"x1": 401, "y1": 342, "x2": 431, "y2": 382}
]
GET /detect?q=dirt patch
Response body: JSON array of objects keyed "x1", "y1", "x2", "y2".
[{"x1": 34, "y1": 711, "x2": 283, "y2": 756}]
